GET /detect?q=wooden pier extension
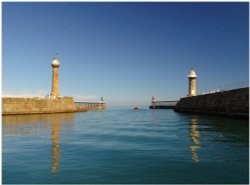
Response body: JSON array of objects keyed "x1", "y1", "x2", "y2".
[
  {"x1": 75, "y1": 101, "x2": 106, "y2": 112},
  {"x1": 149, "y1": 100, "x2": 178, "y2": 109}
]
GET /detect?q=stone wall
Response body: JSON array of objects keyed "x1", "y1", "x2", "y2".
[
  {"x1": 2, "y1": 97, "x2": 77, "y2": 115},
  {"x1": 174, "y1": 87, "x2": 249, "y2": 118}
]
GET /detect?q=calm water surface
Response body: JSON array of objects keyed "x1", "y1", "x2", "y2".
[{"x1": 2, "y1": 108, "x2": 249, "y2": 184}]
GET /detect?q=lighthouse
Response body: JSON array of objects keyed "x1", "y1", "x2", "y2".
[
  {"x1": 187, "y1": 68, "x2": 197, "y2": 96},
  {"x1": 50, "y1": 55, "x2": 60, "y2": 98},
  {"x1": 151, "y1": 96, "x2": 155, "y2": 109}
]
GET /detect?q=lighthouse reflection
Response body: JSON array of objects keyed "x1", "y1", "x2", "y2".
[
  {"x1": 48, "y1": 113, "x2": 75, "y2": 174},
  {"x1": 189, "y1": 116, "x2": 200, "y2": 163},
  {"x1": 51, "y1": 116, "x2": 60, "y2": 174},
  {"x1": 2, "y1": 113, "x2": 75, "y2": 174}
]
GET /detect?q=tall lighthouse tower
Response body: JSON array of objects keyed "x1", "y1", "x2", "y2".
[
  {"x1": 187, "y1": 68, "x2": 197, "y2": 96},
  {"x1": 50, "y1": 55, "x2": 60, "y2": 98}
]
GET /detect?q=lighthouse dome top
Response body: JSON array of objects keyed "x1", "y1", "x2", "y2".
[
  {"x1": 51, "y1": 55, "x2": 60, "y2": 66},
  {"x1": 187, "y1": 68, "x2": 197, "y2": 78}
]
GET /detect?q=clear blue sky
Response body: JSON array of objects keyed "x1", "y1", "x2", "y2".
[{"x1": 2, "y1": 2, "x2": 249, "y2": 106}]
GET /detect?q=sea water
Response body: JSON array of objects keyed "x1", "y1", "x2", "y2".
[{"x1": 2, "y1": 107, "x2": 249, "y2": 184}]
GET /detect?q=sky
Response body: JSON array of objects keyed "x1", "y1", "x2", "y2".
[{"x1": 2, "y1": 2, "x2": 249, "y2": 106}]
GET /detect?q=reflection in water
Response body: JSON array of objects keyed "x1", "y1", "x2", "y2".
[
  {"x1": 51, "y1": 116, "x2": 60, "y2": 174},
  {"x1": 151, "y1": 109, "x2": 156, "y2": 124},
  {"x1": 3, "y1": 113, "x2": 75, "y2": 174},
  {"x1": 3, "y1": 110, "x2": 249, "y2": 184},
  {"x1": 189, "y1": 117, "x2": 200, "y2": 163}
]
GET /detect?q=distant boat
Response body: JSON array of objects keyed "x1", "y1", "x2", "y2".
[{"x1": 134, "y1": 106, "x2": 139, "y2": 110}]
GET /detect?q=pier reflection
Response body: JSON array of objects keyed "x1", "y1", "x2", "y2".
[
  {"x1": 2, "y1": 113, "x2": 75, "y2": 174},
  {"x1": 189, "y1": 116, "x2": 200, "y2": 163}
]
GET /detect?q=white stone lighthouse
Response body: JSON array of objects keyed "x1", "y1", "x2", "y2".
[
  {"x1": 187, "y1": 68, "x2": 197, "y2": 96},
  {"x1": 50, "y1": 55, "x2": 60, "y2": 98}
]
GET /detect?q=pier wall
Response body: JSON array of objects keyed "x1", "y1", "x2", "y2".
[
  {"x1": 174, "y1": 87, "x2": 249, "y2": 118},
  {"x1": 2, "y1": 97, "x2": 77, "y2": 115}
]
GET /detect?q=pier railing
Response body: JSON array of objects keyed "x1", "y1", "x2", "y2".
[
  {"x1": 197, "y1": 81, "x2": 249, "y2": 96},
  {"x1": 152, "y1": 100, "x2": 178, "y2": 106},
  {"x1": 149, "y1": 100, "x2": 179, "y2": 109},
  {"x1": 74, "y1": 102, "x2": 105, "y2": 108}
]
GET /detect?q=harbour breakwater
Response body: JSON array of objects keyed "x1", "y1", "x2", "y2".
[
  {"x1": 174, "y1": 87, "x2": 249, "y2": 118},
  {"x1": 2, "y1": 97, "x2": 105, "y2": 115},
  {"x1": 2, "y1": 97, "x2": 77, "y2": 115}
]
